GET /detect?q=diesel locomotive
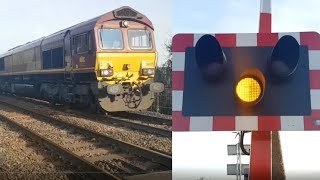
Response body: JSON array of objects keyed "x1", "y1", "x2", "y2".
[{"x1": 0, "y1": 6, "x2": 164, "y2": 112}]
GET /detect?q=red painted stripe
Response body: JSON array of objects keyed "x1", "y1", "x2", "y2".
[
  {"x1": 300, "y1": 32, "x2": 320, "y2": 50},
  {"x1": 172, "y1": 111, "x2": 190, "y2": 131},
  {"x1": 257, "y1": 33, "x2": 278, "y2": 46},
  {"x1": 215, "y1": 34, "x2": 236, "y2": 47},
  {"x1": 259, "y1": 13, "x2": 271, "y2": 33},
  {"x1": 249, "y1": 132, "x2": 272, "y2": 180},
  {"x1": 258, "y1": 116, "x2": 281, "y2": 131},
  {"x1": 172, "y1": 71, "x2": 184, "y2": 90},
  {"x1": 304, "y1": 110, "x2": 320, "y2": 130},
  {"x1": 213, "y1": 116, "x2": 235, "y2": 131},
  {"x1": 172, "y1": 34, "x2": 194, "y2": 52},
  {"x1": 310, "y1": 70, "x2": 320, "y2": 89}
]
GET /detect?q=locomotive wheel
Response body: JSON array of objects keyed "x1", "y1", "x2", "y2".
[
  {"x1": 87, "y1": 92, "x2": 101, "y2": 114},
  {"x1": 41, "y1": 91, "x2": 56, "y2": 106},
  {"x1": 88, "y1": 99, "x2": 98, "y2": 113},
  {"x1": 49, "y1": 99, "x2": 56, "y2": 106}
]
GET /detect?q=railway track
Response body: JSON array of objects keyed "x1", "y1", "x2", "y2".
[
  {"x1": 108, "y1": 111, "x2": 172, "y2": 126},
  {"x1": 7, "y1": 95, "x2": 171, "y2": 137},
  {"x1": 94, "y1": 113, "x2": 171, "y2": 137},
  {"x1": 0, "y1": 99, "x2": 171, "y2": 179}
]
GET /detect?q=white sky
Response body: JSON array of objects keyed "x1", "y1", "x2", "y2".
[
  {"x1": 0, "y1": 0, "x2": 171, "y2": 65},
  {"x1": 173, "y1": 0, "x2": 320, "y2": 179}
]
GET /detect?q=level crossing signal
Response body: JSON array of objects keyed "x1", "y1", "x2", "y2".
[{"x1": 172, "y1": 32, "x2": 320, "y2": 131}]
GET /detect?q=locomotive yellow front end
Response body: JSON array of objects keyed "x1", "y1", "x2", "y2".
[{"x1": 93, "y1": 7, "x2": 164, "y2": 112}]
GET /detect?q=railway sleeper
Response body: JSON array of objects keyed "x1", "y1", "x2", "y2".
[
  {"x1": 85, "y1": 154, "x2": 128, "y2": 163},
  {"x1": 101, "y1": 160, "x2": 137, "y2": 177}
]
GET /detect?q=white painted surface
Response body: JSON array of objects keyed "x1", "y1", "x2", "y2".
[
  {"x1": 172, "y1": 90, "x2": 183, "y2": 111},
  {"x1": 235, "y1": 116, "x2": 258, "y2": 131},
  {"x1": 260, "y1": 0, "x2": 271, "y2": 13},
  {"x1": 190, "y1": 116, "x2": 214, "y2": 131},
  {"x1": 236, "y1": 33, "x2": 258, "y2": 46},
  {"x1": 172, "y1": 52, "x2": 185, "y2": 71},
  {"x1": 311, "y1": 90, "x2": 320, "y2": 110},
  {"x1": 280, "y1": 116, "x2": 305, "y2": 130},
  {"x1": 309, "y1": 50, "x2": 320, "y2": 70}
]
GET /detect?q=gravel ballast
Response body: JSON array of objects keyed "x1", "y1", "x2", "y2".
[{"x1": 0, "y1": 120, "x2": 72, "y2": 180}]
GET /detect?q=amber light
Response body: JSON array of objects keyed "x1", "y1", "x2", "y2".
[{"x1": 236, "y1": 77, "x2": 262, "y2": 103}]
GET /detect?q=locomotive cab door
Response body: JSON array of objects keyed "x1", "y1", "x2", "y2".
[{"x1": 64, "y1": 30, "x2": 73, "y2": 79}]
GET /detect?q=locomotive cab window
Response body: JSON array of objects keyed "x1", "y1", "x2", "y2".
[
  {"x1": 73, "y1": 33, "x2": 89, "y2": 54},
  {"x1": 128, "y1": 30, "x2": 152, "y2": 50},
  {"x1": 99, "y1": 29, "x2": 123, "y2": 49},
  {"x1": 0, "y1": 58, "x2": 4, "y2": 71}
]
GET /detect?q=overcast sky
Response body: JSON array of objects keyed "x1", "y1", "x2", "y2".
[
  {"x1": 0, "y1": 0, "x2": 171, "y2": 65},
  {"x1": 173, "y1": 0, "x2": 320, "y2": 179}
]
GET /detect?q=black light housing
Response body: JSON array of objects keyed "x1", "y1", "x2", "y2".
[
  {"x1": 180, "y1": 32, "x2": 311, "y2": 117},
  {"x1": 195, "y1": 34, "x2": 227, "y2": 81},
  {"x1": 269, "y1": 35, "x2": 300, "y2": 79}
]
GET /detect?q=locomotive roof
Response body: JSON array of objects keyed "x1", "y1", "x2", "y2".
[{"x1": 0, "y1": 6, "x2": 153, "y2": 58}]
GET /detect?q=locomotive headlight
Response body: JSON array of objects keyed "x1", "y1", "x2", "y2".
[
  {"x1": 121, "y1": 20, "x2": 129, "y2": 28},
  {"x1": 142, "y1": 68, "x2": 155, "y2": 76},
  {"x1": 150, "y1": 82, "x2": 164, "y2": 93},
  {"x1": 107, "y1": 84, "x2": 123, "y2": 95},
  {"x1": 100, "y1": 69, "x2": 113, "y2": 77}
]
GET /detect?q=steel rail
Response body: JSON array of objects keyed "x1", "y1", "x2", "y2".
[
  {"x1": 0, "y1": 98, "x2": 172, "y2": 169},
  {"x1": 110, "y1": 112, "x2": 172, "y2": 126}
]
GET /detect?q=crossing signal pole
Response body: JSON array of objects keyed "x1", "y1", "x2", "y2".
[{"x1": 250, "y1": 1, "x2": 272, "y2": 179}]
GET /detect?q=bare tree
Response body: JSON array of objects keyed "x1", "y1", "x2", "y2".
[{"x1": 149, "y1": 39, "x2": 172, "y2": 114}]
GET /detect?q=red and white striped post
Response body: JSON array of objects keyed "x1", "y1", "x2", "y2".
[
  {"x1": 250, "y1": 0, "x2": 272, "y2": 180},
  {"x1": 259, "y1": 0, "x2": 272, "y2": 33}
]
